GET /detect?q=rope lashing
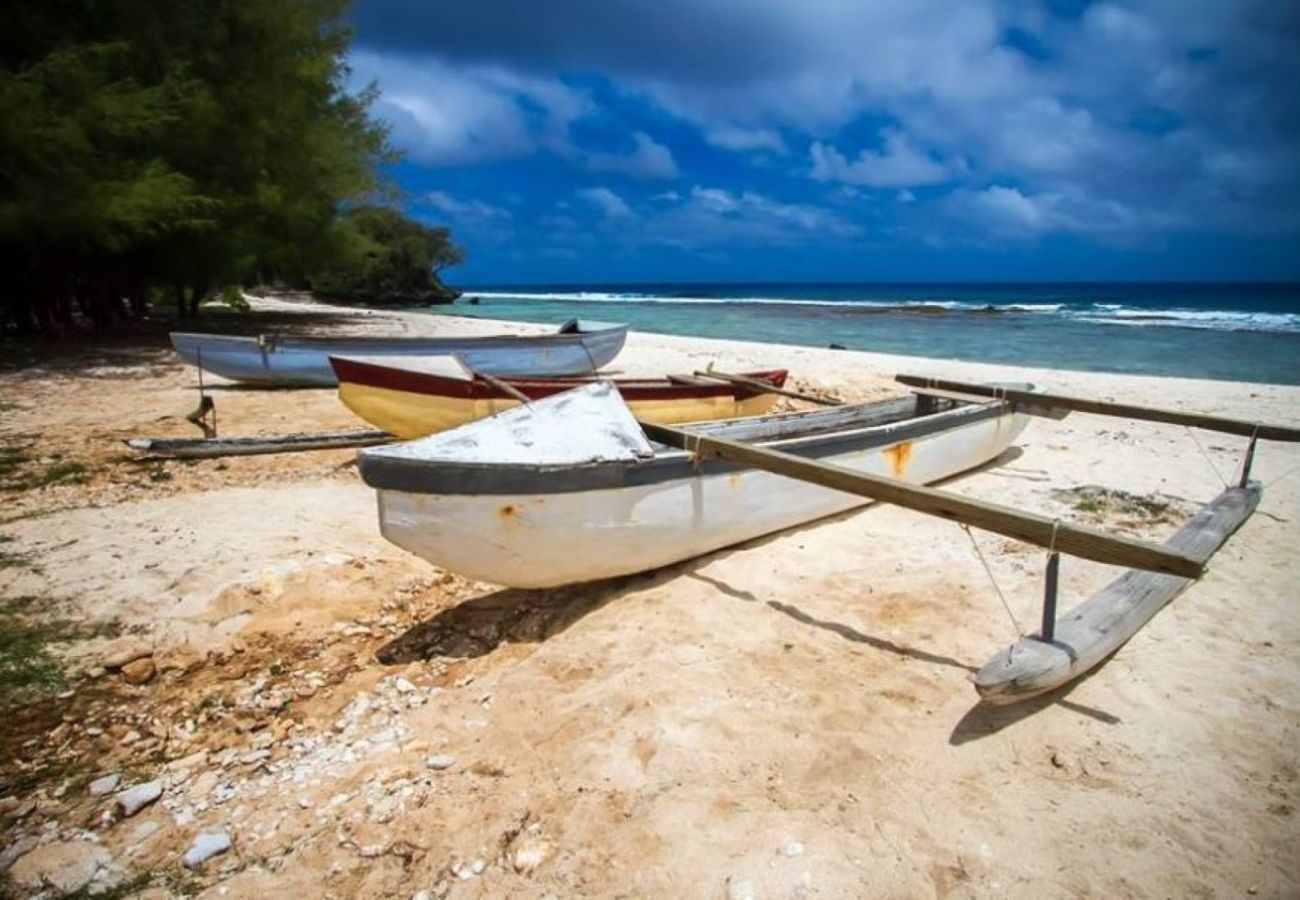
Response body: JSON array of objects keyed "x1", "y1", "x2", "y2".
[{"x1": 960, "y1": 522, "x2": 1024, "y2": 638}]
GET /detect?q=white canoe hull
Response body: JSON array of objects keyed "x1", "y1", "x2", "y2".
[{"x1": 375, "y1": 407, "x2": 1029, "y2": 588}]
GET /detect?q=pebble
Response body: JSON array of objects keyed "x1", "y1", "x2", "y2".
[
  {"x1": 0, "y1": 835, "x2": 38, "y2": 871},
  {"x1": 8, "y1": 841, "x2": 113, "y2": 895},
  {"x1": 120, "y1": 657, "x2": 157, "y2": 685},
  {"x1": 87, "y1": 773, "x2": 122, "y2": 797},
  {"x1": 425, "y1": 754, "x2": 456, "y2": 771},
  {"x1": 101, "y1": 640, "x2": 152, "y2": 670},
  {"x1": 510, "y1": 834, "x2": 553, "y2": 875},
  {"x1": 452, "y1": 858, "x2": 486, "y2": 879},
  {"x1": 727, "y1": 877, "x2": 757, "y2": 900},
  {"x1": 115, "y1": 780, "x2": 163, "y2": 817},
  {"x1": 187, "y1": 771, "x2": 220, "y2": 800},
  {"x1": 781, "y1": 839, "x2": 804, "y2": 858},
  {"x1": 394, "y1": 677, "x2": 416, "y2": 694},
  {"x1": 182, "y1": 831, "x2": 231, "y2": 869}
]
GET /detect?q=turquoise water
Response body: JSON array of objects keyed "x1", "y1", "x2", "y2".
[{"x1": 429, "y1": 282, "x2": 1300, "y2": 384}]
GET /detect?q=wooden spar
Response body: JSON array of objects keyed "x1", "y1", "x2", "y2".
[
  {"x1": 639, "y1": 420, "x2": 1205, "y2": 579},
  {"x1": 125, "y1": 429, "x2": 392, "y2": 459},
  {"x1": 896, "y1": 374, "x2": 1300, "y2": 442},
  {"x1": 470, "y1": 369, "x2": 533, "y2": 404},
  {"x1": 693, "y1": 369, "x2": 844, "y2": 407},
  {"x1": 973, "y1": 482, "x2": 1262, "y2": 703}
]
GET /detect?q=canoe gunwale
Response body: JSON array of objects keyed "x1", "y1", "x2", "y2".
[
  {"x1": 358, "y1": 395, "x2": 1013, "y2": 496},
  {"x1": 328, "y1": 356, "x2": 789, "y2": 402}
]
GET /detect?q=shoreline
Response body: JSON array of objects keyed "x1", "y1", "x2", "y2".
[{"x1": 0, "y1": 294, "x2": 1296, "y2": 896}]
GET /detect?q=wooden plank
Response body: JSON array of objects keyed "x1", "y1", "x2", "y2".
[
  {"x1": 125, "y1": 429, "x2": 392, "y2": 459},
  {"x1": 666, "y1": 374, "x2": 714, "y2": 386},
  {"x1": 693, "y1": 369, "x2": 844, "y2": 407},
  {"x1": 973, "y1": 482, "x2": 1261, "y2": 704},
  {"x1": 470, "y1": 370, "x2": 533, "y2": 403},
  {"x1": 640, "y1": 421, "x2": 1205, "y2": 579},
  {"x1": 895, "y1": 374, "x2": 1300, "y2": 442}
]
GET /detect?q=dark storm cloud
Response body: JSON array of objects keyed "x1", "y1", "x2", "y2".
[{"x1": 349, "y1": 0, "x2": 809, "y2": 84}]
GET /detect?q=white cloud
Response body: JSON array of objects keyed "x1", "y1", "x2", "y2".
[
  {"x1": 704, "y1": 126, "x2": 788, "y2": 154},
  {"x1": 586, "y1": 132, "x2": 679, "y2": 179},
  {"x1": 350, "y1": 51, "x2": 592, "y2": 165},
  {"x1": 810, "y1": 129, "x2": 952, "y2": 188},
  {"x1": 577, "y1": 187, "x2": 634, "y2": 219},
  {"x1": 423, "y1": 191, "x2": 512, "y2": 224}
]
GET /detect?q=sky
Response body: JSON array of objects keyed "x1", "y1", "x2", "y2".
[{"x1": 346, "y1": 0, "x2": 1300, "y2": 285}]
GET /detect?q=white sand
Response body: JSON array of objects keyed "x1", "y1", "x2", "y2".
[{"x1": 0, "y1": 293, "x2": 1297, "y2": 897}]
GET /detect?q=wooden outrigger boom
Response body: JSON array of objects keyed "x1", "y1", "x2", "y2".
[
  {"x1": 896, "y1": 374, "x2": 1300, "y2": 443},
  {"x1": 640, "y1": 421, "x2": 1205, "y2": 578}
]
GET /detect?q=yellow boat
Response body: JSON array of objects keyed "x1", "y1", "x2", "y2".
[{"x1": 329, "y1": 355, "x2": 789, "y2": 439}]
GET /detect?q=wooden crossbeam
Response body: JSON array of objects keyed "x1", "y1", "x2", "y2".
[
  {"x1": 693, "y1": 369, "x2": 844, "y2": 407},
  {"x1": 640, "y1": 420, "x2": 1205, "y2": 579},
  {"x1": 896, "y1": 374, "x2": 1300, "y2": 442}
]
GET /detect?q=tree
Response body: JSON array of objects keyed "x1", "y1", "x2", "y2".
[
  {"x1": 0, "y1": 0, "x2": 424, "y2": 333},
  {"x1": 311, "y1": 206, "x2": 464, "y2": 304}
]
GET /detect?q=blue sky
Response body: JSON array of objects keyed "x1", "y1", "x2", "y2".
[{"x1": 347, "y1": 0, "x2": 1300, "y2": 285}]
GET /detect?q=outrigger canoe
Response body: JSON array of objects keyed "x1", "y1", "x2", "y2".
[
  {"x1": 170, "y1": 319, "x2": 628, "y2": 387},
  {"x1": 357, "y1": 382, "x2": 1037, "y2": 588},
  {"x1": 329, "y1": 354, "x2": 790, "y2": 438},
  {"x1": 357, "y1": 376, "x2": 1299, "y2": 704}
]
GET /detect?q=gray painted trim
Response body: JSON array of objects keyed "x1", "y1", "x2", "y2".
[{"x1": 358, "y1": 397, "x2": 1012, "y2": 496}]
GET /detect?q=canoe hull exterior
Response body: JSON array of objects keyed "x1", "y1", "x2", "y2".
[
  {"x1": 171, "y1": 325, "x2": 627, "y2": 386},
  {"x1": 375, "y1": 408, "x2": 1030, "y2": 588},
  {"x1": 337, "y1": 380, "x2": 781, "y2": 438}
]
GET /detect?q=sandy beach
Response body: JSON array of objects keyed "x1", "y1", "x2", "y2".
[{"x1": 1, "y1": 294, "x2": 1298, "y2": 898}]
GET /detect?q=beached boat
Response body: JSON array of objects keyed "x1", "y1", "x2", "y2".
[
  {"x1": 170, "y1": 319, "x2": 628, "y2": 387},
  {"x1": 329, "y1": 355, "x2": 789, "y2": 438},
  {"x1": 357, "y1": 382, "x2": 1037, "y2": 588},
  {"x1": 357, "y1": 377, "x2": 1299, "y2": 704}
]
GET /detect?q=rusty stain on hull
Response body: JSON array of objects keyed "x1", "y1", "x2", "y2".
[{"x1": 882, "y1": 440, "x2": 914, "y2": 478}]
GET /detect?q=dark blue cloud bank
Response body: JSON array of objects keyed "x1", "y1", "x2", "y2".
[{"x1": 347, "y1": 0, "x2": 1300, "y2": 283}]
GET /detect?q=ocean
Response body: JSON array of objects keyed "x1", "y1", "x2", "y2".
[{"x1": 436, "y1": 282, "x2": 1300, "y2": 385}]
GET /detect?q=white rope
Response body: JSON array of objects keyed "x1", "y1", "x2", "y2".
[
  {"x1": 1184, "y1": 426, "x2": 1229, "y2": 489},
  {"x1": 960, "y1": 522, "x2": 1024, "y2": 638}
]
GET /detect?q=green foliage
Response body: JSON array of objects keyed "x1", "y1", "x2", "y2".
[
  {"x1": 220, "y1": 286, "x2": 250, "y2": 312},
  {"x1": 312, "y1": 206, "x2": 464, "y2": 304},
  {"x1": 0, "y1": 0, "x2": 450, "y2": 333}
]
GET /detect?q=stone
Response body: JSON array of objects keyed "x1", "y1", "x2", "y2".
[
  {"x1": 121, "y1": 657, "x2": 158, "y2": 685},
  {"x1": 129, "y1": 820, "x2": 161, "y2": 847},
  {"x1": 8, "y1": 841, "x2": 112, "y2": 895},
  {"x1": 102, "y1": 640, "x2": 152, "y2": 671},
  {"x1": 182, "y1": 831, "x2": 231, "y2": 869},
  {"x1": 510, "y1": 834, "x2": 553, "y2": 875},
  {"x1": 0, "y1": 835, "x2": 38, "y2": 871},
  {"x1": 115, "y1": 780, "x2": 163, "y2": 817},
  {"x1": 425, "y1": 754, "x2": 456, "y2": 771},
  {"x1": 781, "y1": 839, "x2": 804, "y2": 858},
  {"x1": 88, "y1": 773, "x2": 122, "y2": 796},
  {"x1": 452, "y1": 858, "x2": 486, "y2": 880},
  {"x1": 727, "y1": 877, "x2": 757, "y2": 900},
  {"x1": 187, "y1": 770, "x2": 220, "y2": 800},
  {"x1": 394, "y1": 677, "x2": 417, "y2": 694}
]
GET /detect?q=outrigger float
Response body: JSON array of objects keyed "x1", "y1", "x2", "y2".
[{"x1": 357, "y1": 375, "x2": 1299, "y2": 704}]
